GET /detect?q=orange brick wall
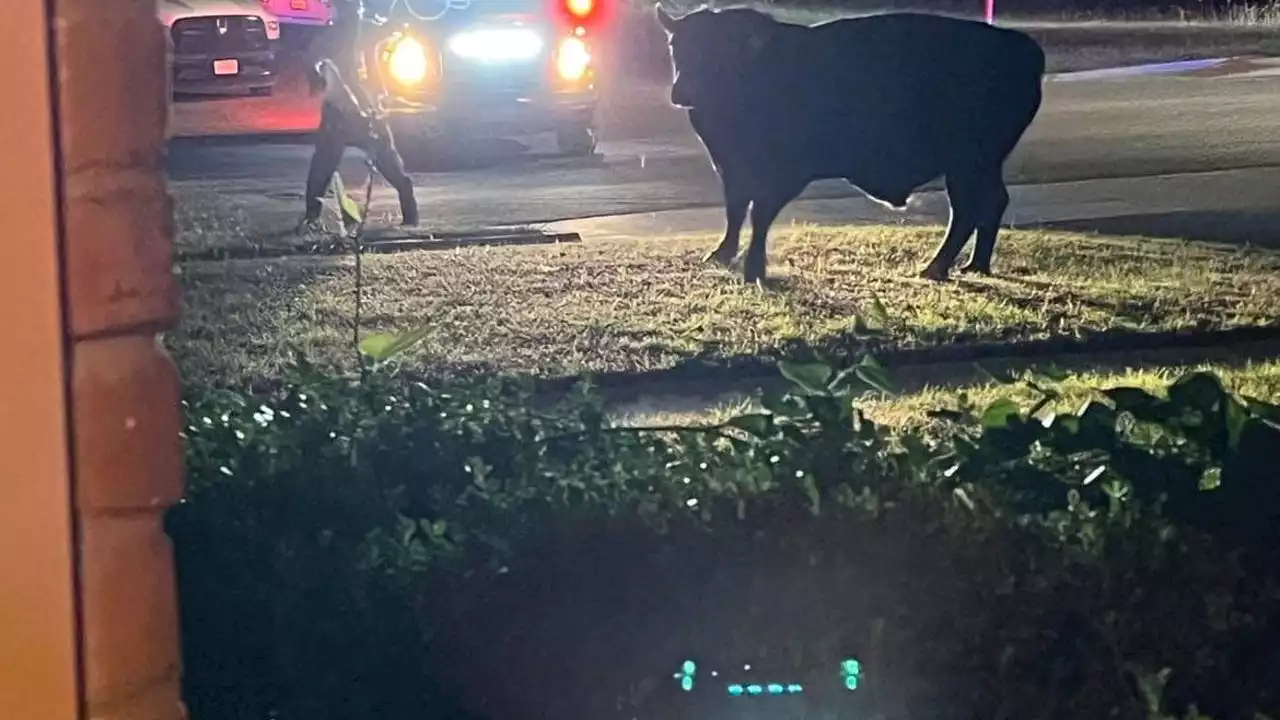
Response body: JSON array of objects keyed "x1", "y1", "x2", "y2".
[
  {"x1": 0, "y1": 0, "x2": 81, "y2": 716},
  {"x1": 1, "y1": 1, "x2": 186, "y2": 719}
]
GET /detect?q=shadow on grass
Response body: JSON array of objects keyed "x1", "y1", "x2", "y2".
[
  {"x1": 1033, "y1": 210, "x2": 1280, "y2": 249},
  {"x1": 961, "y1": 273, "x2": 1164, "y2": 325}
]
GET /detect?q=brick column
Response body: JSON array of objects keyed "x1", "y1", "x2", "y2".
[{"x1": 53, "y1": 0, "x2": 187, "y2": 718}]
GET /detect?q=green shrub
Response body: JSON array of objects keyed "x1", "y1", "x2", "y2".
[{"x1": 167, "y1": 358, "x2": 1280, "y2": 720}]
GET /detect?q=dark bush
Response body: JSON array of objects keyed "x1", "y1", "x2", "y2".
[{"x1": 167, "y1": 358, "x2": 1280, "y2": 720}]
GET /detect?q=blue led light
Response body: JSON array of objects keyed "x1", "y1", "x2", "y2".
[
  {"x1": 728, "y1": 684, "x2": 745, "y2": 696},
  {"x1": 840, "y1": 657, "x2": 863, "y2": 691},
  {"x1": 787, "y1": 684, "x2": 804, "y2": 694},
  {"x1": 676, "y1": 659, "x2": 696, "y2": 692},
  {"x1": 767, "y1": 683, "x2": 785, "y2": 695},
  {"x1": 746, "y1": 684, "x2": 763, "y2": 696}
]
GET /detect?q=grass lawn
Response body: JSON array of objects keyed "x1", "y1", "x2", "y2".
[
  {"x1": 860, "y1": 357, "x2": 1280, "y2": 429},
  {"x1": 617, "y1": 358, "x2": 1280, "y2": 432},
  {"x1": 171, "y1": 223, "x2": 1280, "y2": 387}
]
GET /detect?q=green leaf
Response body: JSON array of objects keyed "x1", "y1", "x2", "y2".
[
  {"x1": 1029, "y1": 364, "x2": 1070, "y2": 383},
  {"x1": 728, "y1": 413, "x2": 774, "y2": 437},
  {"x1": 858, "y1": 354, "x2": 886, "y2": 370},
  {"x1": 1168, "y1": 371, "x2": 1229, "y2": 415},
  {"x1": 979, "y1": 398, "x2": 1021, "y2": 429},
  {"x1": 339, "y1": 191, "x2": 363, "y2": 225},
  {"x1": 849, "y1": 314, "x2": 888, "y2": 338},
  {"x1": 974, "y1": 363, "x2": 1020, "y2": 386},
  {"x1": 761, "y1": 390, "x2": 809, "y2": 419},
  {"x1": 777, "y1": 360, "x2": 833, "y2": 394},
  {"x1": 829, "y1": 366, "x2": 865, "y2": 394},
  {"x1": 359, "y1": 327, "x2": 431, "y2": 362},
  {"x1": 854, "y1": 362, "x2": 898, "y2": 395},
  {"x1": 1224, "y1": 394, "x2": 1251, "y2": 450},
  {"x1": 331, "y1": 172, "x2": 362, "y2": 227},
  {"x1": 866, "y1": 296, "x2": 890, "y2": 329},
  {"x1": 800, "y1": 472, "x2": 820, "y2": 516},
  {"x1": 1078, "y1": 401, "x2": 1119, "y2": 444},
  {"x1": 1242, "y1": 394, "x2": 1280, "y2": 424}
]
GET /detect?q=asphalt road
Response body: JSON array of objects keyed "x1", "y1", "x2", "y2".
[{"x1": 166, "y1": 60, "x2": 1280, "y2": 240}]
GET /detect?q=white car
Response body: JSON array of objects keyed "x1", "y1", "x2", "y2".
[
  {"x1": 258, "y1": 0, "x2": 332, "y2": 27},
  {"x1": 158, "y1": 0, "x2": 283, "y2": 96}
]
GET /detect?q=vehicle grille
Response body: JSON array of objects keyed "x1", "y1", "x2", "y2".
[
  {"x1": 171, "y1": 16, "x2": 270, "y2": 56},
  {"x1": 439, "y1": 56, "x2": 548, "y2": 98}
]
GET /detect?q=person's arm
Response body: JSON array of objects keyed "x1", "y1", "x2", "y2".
[
  {"x1": 304, "y1": 28, "x2": 333, "y2": 95},
  {"x1": 362, "y1": 37, "x2": 393, "y2": 116}
]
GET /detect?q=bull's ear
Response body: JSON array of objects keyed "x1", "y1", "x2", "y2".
[{"x1": 655, "y1": 4, "x2": 678, "y2": 31}]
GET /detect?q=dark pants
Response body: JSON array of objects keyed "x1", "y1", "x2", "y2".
[{"x1": 304, "y1": 102, "x2": 419, "y2": 225}]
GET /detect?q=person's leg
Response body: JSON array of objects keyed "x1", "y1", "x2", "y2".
[
  {"x1": 302, "y1": 104, "x2": 348, "y2": 224},
  {"x1": 367, "y1": 119, "x2": 419, "y2": 226}
]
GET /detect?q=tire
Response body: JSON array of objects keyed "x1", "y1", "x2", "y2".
[
  {"x1": 555, "y1": 123, "x2": 598, "y2": 157},
  {"x1": 395, "y1": 133, "x2": 449, "y2": 172}
]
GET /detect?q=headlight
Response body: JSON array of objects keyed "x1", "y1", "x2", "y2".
[
  {"x1": 387, "y1": 36, "x2": 429, "y2": 85},
  {"x1": 447, "y1": 28, "x2": 544, "y2": 61},
  {"x1": 555, "y1": 36, "x2": 591, "y2": 82}
]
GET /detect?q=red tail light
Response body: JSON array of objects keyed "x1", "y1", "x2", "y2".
[{"x1": 555, "y1": 0, "x2": 606, "y2": 29}]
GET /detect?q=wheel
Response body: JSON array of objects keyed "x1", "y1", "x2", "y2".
[
  {"x1": 249, "y1": 86, "x2": 274, "y2": 97},
  {"x1": 395, "y1": 133, "x2": 454, "y2": 172},
  {"x1": 555, "y1": 123, "x2": 598, "y2": 157}
]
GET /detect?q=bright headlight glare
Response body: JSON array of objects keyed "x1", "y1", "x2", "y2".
[
  {"x1": 388, "y1": 36, "x2": 429, "y2": 85},
  {"x1": 448, "y1": 28, "x2": 544, "y2": 61},
  {"x1": 555, "y1": 37, "x2": 591, "y2": 81}
]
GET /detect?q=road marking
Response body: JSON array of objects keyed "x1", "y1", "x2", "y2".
[
  {"x1": 1186, "y1": 55, "x2": 1280, "y2": 78},
  {"x1": 1050, "y1": 57, "x2": 1229, "y2": 82}
]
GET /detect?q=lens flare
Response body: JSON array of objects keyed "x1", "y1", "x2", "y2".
[
  {"x1": 388, "y1": 36, "x2": 429, "y2": 85},
  {"x1": 555, "y1": 36, "x2": 591, "y2": 82},
  {"x1": 566, "y1": 0, "x2": 593, "y2": 18},
  {"x1": 448, "y1": 28, "x2": 544, "y2": 61}
]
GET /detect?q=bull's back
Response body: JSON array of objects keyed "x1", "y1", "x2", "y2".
[
  {"x1": 796, "y1": 14, "x2": 1043, "y2": 103},
  {"x1": 753, "y1": 13, "x2": 1043, "y2": 165}
]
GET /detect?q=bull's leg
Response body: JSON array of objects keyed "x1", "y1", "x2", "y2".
[
  {"x1": 743, "y1": 193, "x2": 791, "y2": 284},
  {"x1": 920, "y1": 174, "x2": 983, "y2": 282},
  {"x1": 706, "y1": 175, "x2": 750, "y2": 266},
  {"x1": 960, "y1": 180, "x2": 1010, "y2": 276}
]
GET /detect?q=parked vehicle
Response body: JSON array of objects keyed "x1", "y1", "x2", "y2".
[
  {"x1": 367, "y1": 0, "x2": 605, "y2": 157},
  {"x1": 258, "y1": 0, "x2": 333, "y2": 27},
  {"x1": 158, "y1": 0, "x2": 283, "y2": 97}
]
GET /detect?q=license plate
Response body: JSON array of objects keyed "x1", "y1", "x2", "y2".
[
  {"x1": 290, "y1": 0, "x2": 308, "y2": 9},
  {"x1": 213, "y1": 59, "x2": 239, "y2": 76}
]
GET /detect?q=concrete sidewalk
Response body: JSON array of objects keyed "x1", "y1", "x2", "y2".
[{"x1": 547, "y1": 165, "x2": 1280, "y2": 249}]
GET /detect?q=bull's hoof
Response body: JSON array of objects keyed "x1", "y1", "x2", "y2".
[
  {"x1": 918, "y1": 265, "x2": 950, "y2": 282},
  {"x1": 743, "y1": 266, "x2": 767, "y2": 285},
  {"x1": 703, "y1": 247, "x2": 738, "y2": 266},
  {"x1": 959, "y1": 262, "x2": 992, "y2": 276}
]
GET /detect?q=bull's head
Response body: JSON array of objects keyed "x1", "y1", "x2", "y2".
[{"x1": 655, "y1": 4, "x2": 779, "y2": 109}]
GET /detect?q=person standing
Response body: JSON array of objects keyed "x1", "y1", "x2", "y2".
[{"x1": 299, "y1": 0, "x2": 420, "y2": 230}]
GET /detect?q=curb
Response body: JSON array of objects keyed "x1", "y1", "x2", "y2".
[
  {"x1": 176, "y1": 229, "x2": 582, "y2": 264},
  {"x1": 169, "y1": 130, "x2": 316, "y2": 145}
]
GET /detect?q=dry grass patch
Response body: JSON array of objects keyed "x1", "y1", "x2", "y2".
[
  {"x1": 171, "y1": 223, "x2": 1280, "y2": 386},
  {"x1": 857, "y1": 358, "x2": 1280, "y2": 432}
]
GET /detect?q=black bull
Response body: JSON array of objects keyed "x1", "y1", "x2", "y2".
[{"x1": 656, "y1": 6, "x2": 1047, "y2": 283}]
